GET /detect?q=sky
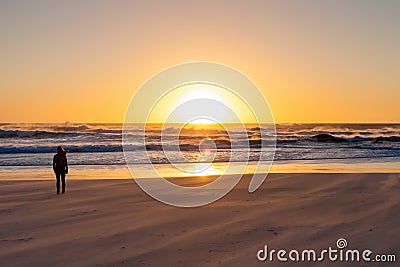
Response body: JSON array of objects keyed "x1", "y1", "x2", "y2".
[{"x1": 0, "y1": 0, "x2": 399, "y2": 123}]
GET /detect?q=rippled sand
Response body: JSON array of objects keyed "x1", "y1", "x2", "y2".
[{"x1": 0, "y1": 173, "x2": 399, "y2": 266}]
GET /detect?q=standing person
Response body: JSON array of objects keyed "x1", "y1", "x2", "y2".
[{"x1": 53, "y1": 146, "x2": 68, "y2": 194}]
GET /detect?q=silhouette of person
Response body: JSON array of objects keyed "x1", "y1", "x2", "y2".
[{"x1": 53, "y1": 146, "x2": 68, "y2": 194}]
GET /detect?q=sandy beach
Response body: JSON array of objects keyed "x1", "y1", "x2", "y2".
[{"x1": 0, "y1": 173, "x2": 399, "y2": 266}]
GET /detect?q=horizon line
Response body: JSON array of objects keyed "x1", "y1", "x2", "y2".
[{"x1": 1, "y1": 121, "x2": 399, "y2": 124}]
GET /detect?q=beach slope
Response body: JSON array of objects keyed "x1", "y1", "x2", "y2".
[{"x1": 0, "y1": 173, "x2": 399, "y2": 266}]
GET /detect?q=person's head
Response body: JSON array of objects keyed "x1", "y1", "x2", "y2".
[{"x1": 57, "y1": 146, "x2": 65, "y2": 154}]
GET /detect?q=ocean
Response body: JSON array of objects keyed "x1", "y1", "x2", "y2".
[{"x1": 0, "y1": 123, "x2": 399, "y2": 179}]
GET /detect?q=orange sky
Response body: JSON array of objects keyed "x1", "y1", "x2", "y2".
[{"x1": 0, "y1": 1, "x2": 399, "y2": 123}]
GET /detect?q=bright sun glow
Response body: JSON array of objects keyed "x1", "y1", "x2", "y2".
[
  {"x1": 147, "y1": 83, "x2": 257, "y2": 124},
  {"x1": 189, "y1": 118, "x2": 215, "y2": 124}
]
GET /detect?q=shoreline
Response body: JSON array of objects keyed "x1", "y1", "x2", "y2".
[{"x1": 1, "y1": 157, "x2": 400, "y2": 181}]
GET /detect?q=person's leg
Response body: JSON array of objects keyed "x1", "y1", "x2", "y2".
[
  {"x1": 61, "y1": 172, "x2": 66, "y2": 193},
  {"x1": 56, "y1": 172, "x2": 60, "y2": 194}
]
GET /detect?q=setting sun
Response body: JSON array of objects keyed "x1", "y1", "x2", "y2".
[
  {"x1": 189, "y1": 118, "x2": 215, "y2": 125},
  {"x1": 146, "y1": 83, "x2": 258, "y2": 124}
]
